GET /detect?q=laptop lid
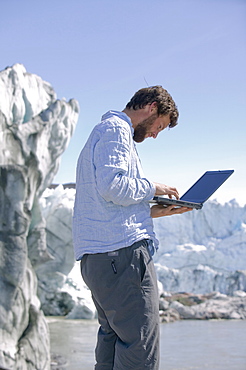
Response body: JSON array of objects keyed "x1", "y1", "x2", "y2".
[
  {"x1": 180, "y1": 170, "x2": 234, "y2": 203},
  {"x1": 151, "y1": 170, "x2": 234, "y2": 209}
]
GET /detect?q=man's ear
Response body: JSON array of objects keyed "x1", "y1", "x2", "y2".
[{"x1": 149, "y1": 102, "x2": 158, "y2": 114}]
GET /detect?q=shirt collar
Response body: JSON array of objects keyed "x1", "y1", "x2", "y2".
[{"x1": 101, "y1": 110, "x2": 134, "y2": 136}]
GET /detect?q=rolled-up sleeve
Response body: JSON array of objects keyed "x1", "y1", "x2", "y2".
[{"x1": 94, "y1": 124, "x2": 155, "y2": 206}]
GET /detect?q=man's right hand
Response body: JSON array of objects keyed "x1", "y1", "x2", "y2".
[{"x1": 153, "y1": 182, "x2": 179, "y2": 199}]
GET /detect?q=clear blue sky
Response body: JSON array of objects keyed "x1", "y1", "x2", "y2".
[{"x1": 1, "y1": 0, "x2": 245, "y2": 204}]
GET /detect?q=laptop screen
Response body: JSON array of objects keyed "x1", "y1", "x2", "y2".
[{"x1": 180, "y1": 170, "x2": 234, "y2": 203}]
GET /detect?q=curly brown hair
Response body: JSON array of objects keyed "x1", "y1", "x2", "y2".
[{"x1": 125, "y1": 85, "x2": 179, "y2": 128}]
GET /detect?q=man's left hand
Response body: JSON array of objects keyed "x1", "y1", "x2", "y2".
[{"x1": 150, "y1": 204, "x2": 193, "y2": 218}]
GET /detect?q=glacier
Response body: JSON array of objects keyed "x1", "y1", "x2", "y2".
[{"x1": 153, "y1": 199, "x2": 246, "y2": 294}]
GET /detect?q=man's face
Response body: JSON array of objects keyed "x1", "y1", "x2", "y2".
[{"x1": 133, "y1": 114, "x2": 170, "y2": 143}]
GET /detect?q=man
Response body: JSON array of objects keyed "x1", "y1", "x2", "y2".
[{"x1": 73, "y1": 86, "x2": 192, "y2": 369}]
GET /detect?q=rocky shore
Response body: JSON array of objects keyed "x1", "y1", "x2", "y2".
[{"x1": 159, "y1": 290, "x2": 246, "y2": 323}]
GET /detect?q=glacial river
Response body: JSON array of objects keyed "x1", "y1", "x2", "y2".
[{"x1": 48, "y1": 318, "x2": 246, "y2": 370}]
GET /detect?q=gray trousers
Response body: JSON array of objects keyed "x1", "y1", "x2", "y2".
[{"x1": 80, "y1": 239, "x2": 160, "y2": 370}]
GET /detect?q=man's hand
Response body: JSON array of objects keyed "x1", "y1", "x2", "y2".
[
  {"x1": 153, "y1": 182, "x2": 179, "y2": 199},
  {"x1": 150, "y1": 204, "x2": 193, "y2": 218}
]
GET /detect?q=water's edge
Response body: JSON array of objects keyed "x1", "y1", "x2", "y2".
[{"x1": 47, "y1": 318, "x2": 246, "y2": 370}]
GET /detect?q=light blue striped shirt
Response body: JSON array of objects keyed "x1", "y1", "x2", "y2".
[{"x1": 73, "y1": 110, "x2": 159, "y2": 260}]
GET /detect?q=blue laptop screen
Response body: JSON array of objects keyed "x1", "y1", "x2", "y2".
[{"x1": 180, "y1": 170, "x2": 234, "y2": 203}]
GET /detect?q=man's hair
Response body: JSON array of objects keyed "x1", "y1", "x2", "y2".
[{"x1": 125, "y1": 85, "x2": 179, "y2": 128}]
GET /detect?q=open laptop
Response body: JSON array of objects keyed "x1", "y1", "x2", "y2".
[{"x1": 150, "y1": 170, "x2": 234, "y2": 210}]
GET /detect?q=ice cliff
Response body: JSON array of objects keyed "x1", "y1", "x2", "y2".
[
  {"x1": 153, "y1": 199, "x2": 246, "y2": 294},
  {"x1": 0, "y1": 64, "x2": 79, "y2": 369}
]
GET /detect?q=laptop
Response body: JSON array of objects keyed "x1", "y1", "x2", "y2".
[{"x1": 150, "y1": 170, "x2": 234, "y2": 210}]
